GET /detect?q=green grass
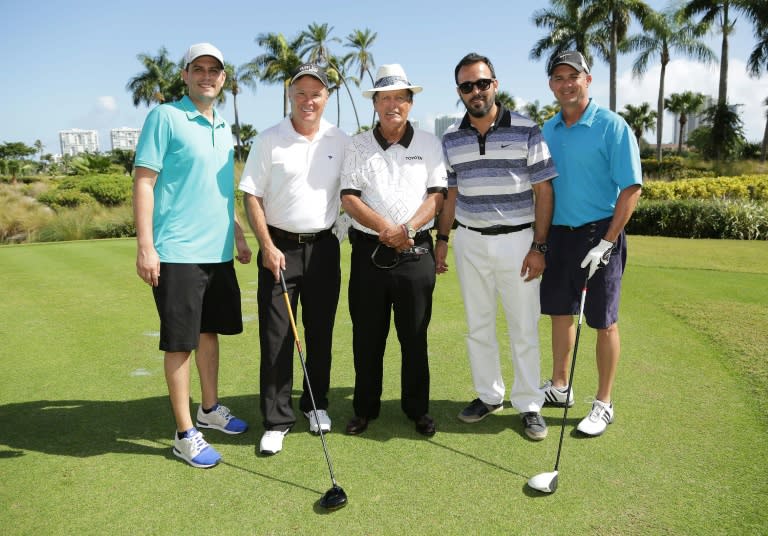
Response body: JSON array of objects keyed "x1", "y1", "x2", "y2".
[{"x1": 1, "y1": 236, "x2": 766, "y2": 535}]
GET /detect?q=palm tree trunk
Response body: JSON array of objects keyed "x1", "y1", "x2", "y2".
[
  {"x1": 233, "y1": 93, "x2": 243, "y2": 161},
  {"x1": 678, "y1": 117, "x2": 686, "y2": 155},
  {"x1": 717, "y1": 3, "x2": 730, "y2": 107},
  {"x1": 656, "y1": 61, "x2": 666, "y2": 162},
  {"x1": 283, "y1": 82, "x2": 290, "y2": 118},
  {"x1": 761, "y1": 113, "x2": 767, "y2": 163},
  {"x1": 340, "y1": 77, "x2": 361, "y2": 131},
  {"x1": 609, "y1": 12, "x2": 618, "y2": 112}
]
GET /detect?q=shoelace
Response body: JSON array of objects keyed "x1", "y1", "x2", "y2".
[
  {"x1": 588, "y1": 403, "x2": 608, "y2": 422},
  {"x1": 213, "y1": 405, "x2": 232, "y2": 422},
  {"x1": 188, "y1": 431, "x2": 209, "y2": 454},
  {"x1": 523, "y1": 413, "x2": 542, "y2": 426}
]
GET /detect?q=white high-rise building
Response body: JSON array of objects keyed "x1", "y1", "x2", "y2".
[
  {"x1": 110, "y1": 127, "x2": 141, "y2": 151},
  {"x1": 434, "y1": 115, "x2": 461, "y2": 139},
  {"x1": 672, "y1": 95, "x2": 714, "y2": 146},
  {"x1": 59, "y1": 129, "x2": 99, "y2": 156}
]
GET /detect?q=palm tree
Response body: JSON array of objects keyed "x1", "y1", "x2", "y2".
[
  {"x1": 681, "y1": 0, "x2": 763, "y2": 159},
  {"x1": 300, "y1": 23, "x2": 341, "y2": 65},
  {"x1": 665, "y1": 91, "x2": 707, "y2": 154},
  {"x1": 627, "y1": 8, "x2": 716, "y2": 161},
  {"x1": 530, "y1": 0, "x2": 608, "y2": 75},
  {"x1": 126, "y1": 47, "x2": 184, "y2": 107},
  {"x1": 224, "y1": 62, "x2": 259, "y2": 160},
  {"x1": 345, "y1": 28, "x2": 378, "y2": 127},
  {"x1": 326, "y1": 53, "x2": 361, "y2": 131},
  {"x1": 247, "y1": 33, "x2": 305, "y2": 117},
  {"x1": 522, "y1": 100, "x2": 560, "y2": 128},
  {"x1": 34, "y1": 140, "x2": 44, "y2": 161},
  {"x1": 497, "y1": 90, "x2": 517, "y2": 111},
  {"x1": 619, "y1": 102, "x2": 658, "y2": 145},
  {"x1": 746, "y1": 7, "x2": 768, "y2": 162},
  {"x1": 582, "y1": 0, "x2": 653, "y2": 112}
]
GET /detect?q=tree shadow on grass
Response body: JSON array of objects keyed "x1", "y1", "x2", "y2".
[{"x1": 0, "y1": 394, "x2": 259, "y2": 459}]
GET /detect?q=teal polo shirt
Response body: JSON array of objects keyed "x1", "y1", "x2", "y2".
[
  {"x1": 542, "y1": 99, "x2": 642, "y2": 227},
  {"x1": 135, "y1": 95, "x2": 235, "y2": 263}
]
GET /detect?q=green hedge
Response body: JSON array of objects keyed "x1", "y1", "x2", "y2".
[
  {"x1": 642, "y1": 175, "x2": 768, "y2": 201},
  {"x1": 628, "y1": 199, "x2": 767, "y2": 240},
  {"x1": 38, "y1": 174, "x2": 133, "y2": 208}
]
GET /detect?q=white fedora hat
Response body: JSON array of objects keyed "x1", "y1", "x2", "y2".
[{"x1": 362, "y1": 64, "x2": 423, "y2": 98}]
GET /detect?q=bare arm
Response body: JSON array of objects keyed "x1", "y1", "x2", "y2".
[
  {"x1": 604, "y1": 184, "x2": 642, "y2": 243},
  {"x1": 133, "y1": 166, "x2": 160, "y2": 286},
  {"x1": 521, "y1": 180, "x2": 554, "y2": 281},
  {"x1": 434, "y1": 187, "x2": 457, "y2": 274},
  {"x1": 233, "y1": 214, "x2": 252, "y2": 265},
  {"x1": 243, "y1": 193, "x2": 283, "y2": 280},
  {"x1": 341, "y1": 194, "x2": 411, "y2": 251}
]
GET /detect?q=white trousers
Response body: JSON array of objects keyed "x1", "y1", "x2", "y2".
[{"x1": 453, "y1": 226, "x2": 544, "y2": 412}]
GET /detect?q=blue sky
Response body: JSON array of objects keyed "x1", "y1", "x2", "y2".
[{"x1": 2, "y1": 0, "x2": 766, "y2": 155}]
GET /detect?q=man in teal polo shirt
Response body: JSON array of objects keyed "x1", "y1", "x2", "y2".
[
  {"x1": 134, "y1": 43, "x2": 252, "y2": 468},
  {"x1": 540, "y1": 51, "x2": 642, "y2": 438}
]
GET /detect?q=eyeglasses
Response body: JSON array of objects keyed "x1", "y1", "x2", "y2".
[
  {"x1": 371, "y1": 244, "x2": 430, "y2": 270},
  {"x1": 457, "y1": 78, "x2": 494, "y2": 94}
]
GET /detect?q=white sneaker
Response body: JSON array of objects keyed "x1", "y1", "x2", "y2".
[
  {"x1": 304, "y1": 409, "x2": 332, "y2": 434},
  {"x1": 259, "y1": 429, "x2": 288, "y2": 455},
  {"x1": 577, "y1": 400, "x2": 614, "y2": 436},
  {"x1": 173, "y1": 428, "x2": 221, "y2": 468},
  {"x1": 541, "y1": 379, "x2": 574, "y2": 408},
  {"x1": 196, "y1": 404, "x2": 248, "y2": 435}
]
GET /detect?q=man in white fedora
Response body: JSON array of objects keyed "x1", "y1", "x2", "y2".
[{"x1": 340, "y1": 64, "x2": 447, "y2": 437}]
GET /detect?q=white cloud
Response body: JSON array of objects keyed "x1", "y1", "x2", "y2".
[
  {"x1": 617, "y1": 58, "x2": 768, "y2": 143},
  {"x1": 97, "y1": 96, "x2": 118, "y2": 112}
]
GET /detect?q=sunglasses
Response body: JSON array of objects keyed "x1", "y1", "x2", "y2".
[
  {"x1": 457, "y1": 78, "x2": 494, "y2": 94},
  {"x1": 371, "y1": 244, "x2": 430, "y2": 270}
]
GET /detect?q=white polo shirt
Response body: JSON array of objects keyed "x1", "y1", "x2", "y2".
[
  {"x1": 340, "y1": 124, "x2": 447, "y2": 235},
  {"x1": 239, "y1": 117, "x2": 350, "y2": 233}
]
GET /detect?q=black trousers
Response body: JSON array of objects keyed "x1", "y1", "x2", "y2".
[
  {"x1": 257, "y1": 233, "x2": 340, "y2": 432},
  {"x1": 348, "y1": 231, "x2": 435, "y2": 420}
]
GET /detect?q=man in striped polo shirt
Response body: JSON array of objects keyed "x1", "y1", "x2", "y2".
[{"x1": 436, "y1": 52, "x2": 557, "y2": 441}]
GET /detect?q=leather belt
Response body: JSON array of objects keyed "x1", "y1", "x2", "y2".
[
  {"x1": 268, "y1": 225, "x2": 332, "y2": 243},
  {"x1": 456, "y1": 221, "x2": 532, "y2": 235},
  {"x1": 551, "y1": 217, "x2": 611, "y2": 232}
]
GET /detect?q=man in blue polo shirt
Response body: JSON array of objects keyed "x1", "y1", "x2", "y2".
[
  {"x1": 133, "y1": 43, "x2": 252, "y2": 468},
  {"x1": 540, "y1": 51, "x2": 642, "y2": 437}
]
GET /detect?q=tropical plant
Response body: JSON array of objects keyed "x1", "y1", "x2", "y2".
[
  {"x1": 247, "y1": 33, "x2": 305, "y2": 117},
  {"x1": 619, "y1": 102, "x2": 658, "y2": 145},
  {"x1": 746, "y1": 8, "x2": 768, "y2": 162},
  {"x1": 581, "y1": 0, "x2": 653, "y2": 112},
  {"x1": 126, "y1": 47, "x2": 185, "y2": 107},
  {"x1": 704, "y1": 102, "x2": 747, "y2": 159},
  {"x1": 299, "y1": 22, "x2": 341, "y2": 65},
  {"x1": 627, "y1": 7, "x2": 716, "y2": 161},
  {"x1": 665, "y1": 91, "x2": 708, "y2": 154},
  {"x1": 681, "y1": 0, "x2": 764, "y2": 159},
  {"x1": 224, "y1": 62, "x2": 259, "y2": 160},
  {"x1": 497, "y1": 90, "x2": 517, "y2": 112},
  {"x1": 34, "y1": 139, "x2": 44, "y2": 161},
  {"x1": 522, "y1": 100, "x2": 560, "y2": 127},
  {"x1": 345, "y1": 28, "x2": 378, "y2": 126},
  {"x1": 530, "y1": 0, "x2": 609, "y2": 75},
  {"x1": 110, "y1": 149, "x2": 135, "y2": 175}
]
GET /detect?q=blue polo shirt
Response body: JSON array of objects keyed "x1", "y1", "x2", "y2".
[
  {"x1": 135, "y1": 96, "x2": 235, "y2": 263},
  {"x1": 542, "y1": 99, "x2": 642, "y2": 227}
]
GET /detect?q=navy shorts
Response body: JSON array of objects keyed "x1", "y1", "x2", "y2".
[
  {"x1": 540, "y1": 218, "x2": 627, "y2": 329},
  {"x1": 152, "y1": 261, "x2": 243, "y2": 352}
]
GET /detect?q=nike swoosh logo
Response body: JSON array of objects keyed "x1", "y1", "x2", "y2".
[{"x1": 500, "y1": 143, "x2": 513, "y2": 148}]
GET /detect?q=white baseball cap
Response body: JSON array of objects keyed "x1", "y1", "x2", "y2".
[{"x1": 184, "y1": 43, "x2": 224, "y2": 68}]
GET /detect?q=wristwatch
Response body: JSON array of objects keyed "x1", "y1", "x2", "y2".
[
  {"x1": 530, "y1": 241, "x2": 548, "y2": 254},
  {"x1": 436, "y1": 233, "x2": 450, "y2": 243},
  {"x1": 406, "y1": 224, "x2": 416, "y2": 239}
]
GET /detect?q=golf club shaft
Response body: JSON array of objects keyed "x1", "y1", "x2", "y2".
[
  {"x1": 553, "y1": 273, "x2": 589, "y2": 472},
  {"x1": 279, "y1": 271, "x2": 339, "y2": 487}
]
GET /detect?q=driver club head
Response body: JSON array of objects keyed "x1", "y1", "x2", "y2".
[
  {"x1": 319, "y1": 485, "x2": 348, "y2": 510},
  {"x1": 527, "y1": 471, "x2": 559, "y2": 494}
]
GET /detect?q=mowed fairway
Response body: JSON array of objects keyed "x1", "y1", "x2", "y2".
[{"x1": 0, "y1": 236, "x2": 766, "y2": 535}]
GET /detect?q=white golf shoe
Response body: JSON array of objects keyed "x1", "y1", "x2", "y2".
[
  {"x1": 304, "y1": 409, "x2": 332, "y2": 434},
  {"x1": 577, "y1": 400, "x2": 614, "y2": 436},
  {"x1": 259, "y1": 429, "x2": 288, "y2": 455}
]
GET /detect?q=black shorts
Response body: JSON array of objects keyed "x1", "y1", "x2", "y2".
[
  {"x1": 540, "y1": 218, "x2": 627, "y2": 329},
  {"x1": 152, "y1": 261, "x2": 243, "y2": 352}
]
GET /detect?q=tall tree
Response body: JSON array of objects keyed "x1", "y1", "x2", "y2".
[
  {"x1": 126, "y1": 47, "x2": 184, "y2": 107},
  {"x1": 628, "y1": 8, "x2": 715, "y2": 161},
  {"x1": 522, "y1": 100, "x2": 560, "y2": 127},
  {"x1": 300, "y1": 23, "x2": 341, "y2": 65},
  {"x1": 530, "y1": 0, "x2": 609, "y2": 74},
  {"x1": 582, "y1": 0, "x2": 652, "y2": 112},
  {"x1": 345, "y1": 28, "x2": 378, "y2": 127},
  {"x1": 34, "y1": 139, "x2": 44, "y2": 161},
  {"x1": 497, "y1": 90, "x2": 517, "y2": 112},
  {"x1": 224, "y1": 62, "x2": 259, "y2": 160},
  {"x1": 246, "y1": 33, "x2": 304, "y2": 117},
  {"x1": 746, "y1": 4, "x2": 768, "y2": 161},
  {"x1": 327, "y1": 53, "x2": 361, "y2": 131},
  {"x1": 665, "y1": 91, "x2": 707, "y2": 154},
  {"x1": 619, "y1": 102, "x2": 658, "y2": 145},
  {"x1": 681, "y1": 0, "x2": 763, "y2": 159}
]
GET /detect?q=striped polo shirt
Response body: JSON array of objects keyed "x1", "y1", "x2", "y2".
[{"x1": 442, "y1": 105, "x2": 557, "y2": 229}]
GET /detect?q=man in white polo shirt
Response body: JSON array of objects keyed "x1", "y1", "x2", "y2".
[
  {"x1": 340, "y1": 64, "x2": 447, "y2": 438},
  {"x1": 239, "y1": 63, "x2": 350, "y2": 455}
]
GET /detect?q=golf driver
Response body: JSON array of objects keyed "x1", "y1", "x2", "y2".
[
  {"x1": 279, "y1": 270, "x2": 348, "y2": 511},
  {"x1": 528, "y1": 273, "x2": 589, "y2": 494}
]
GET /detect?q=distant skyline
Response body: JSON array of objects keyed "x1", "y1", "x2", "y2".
[{"x1": 2, "y1": 0, "x2": 767, "y2": 156}]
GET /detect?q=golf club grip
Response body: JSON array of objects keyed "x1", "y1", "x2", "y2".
[{"x1": 279, "y1": 271, "x2": 302, "y2": 346}]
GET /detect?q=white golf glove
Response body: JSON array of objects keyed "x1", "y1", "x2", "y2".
[{"x1": 580, "y1": 239, "x2": 615, "y2": 279}]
